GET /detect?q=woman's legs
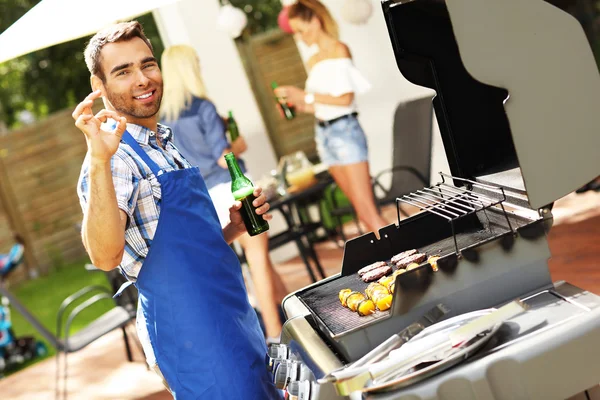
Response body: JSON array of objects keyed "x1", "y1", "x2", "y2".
[
  {"x1": 328, "y1": 162, "x2": 388, "y2": 235},
  {"x1": 237, "y1": 232, "x2": 288, "y2": 339}
]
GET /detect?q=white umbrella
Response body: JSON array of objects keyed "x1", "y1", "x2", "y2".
[{"x1": 0, "y1": 0, "x2": 181, "y2": 64}]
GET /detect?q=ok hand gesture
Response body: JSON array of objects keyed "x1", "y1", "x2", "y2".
[{"x1": 72, "y1": 90, "x2": 127, "y2": 163}]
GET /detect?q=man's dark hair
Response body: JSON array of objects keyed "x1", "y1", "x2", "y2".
[{"x1": 84, "y1": 21, "x2": 154, "y2": 82}]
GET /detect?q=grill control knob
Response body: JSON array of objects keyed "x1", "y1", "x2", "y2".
[
  {"x1": 268, "y1": 343, "x2": 289, "y2": 359},
  {"x1": 287, "y1": 380, "x2": 312, "y2": 400},
  {"x1": 274, "y1": 359, "x2": 299, "y2": 390},
  {"x1": 266, "y1": 343, "x2": 290, "y2": 372},
  {"x1": 298, "y1": 363, "x2": 315, "y2": 382}
]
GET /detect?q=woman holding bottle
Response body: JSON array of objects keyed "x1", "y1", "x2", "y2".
[
  {"x1": 274, "y1": 0, "x2": 387, "y2": 235},
  {"x1": 160, "y1": 45, "x2": 288, "y2": 341}
]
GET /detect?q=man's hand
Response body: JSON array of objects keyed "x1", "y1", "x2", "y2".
[
  {"x1": 72, "y1": 90, "x2": 127, "y2": 163},
  {"x1": 223, "y1": 187, "x2": 273, "y2": 243}
]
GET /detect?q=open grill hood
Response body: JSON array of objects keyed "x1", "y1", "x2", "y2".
[{"x1": 383, "y1": 0, "x2": 600, "y2": 209}]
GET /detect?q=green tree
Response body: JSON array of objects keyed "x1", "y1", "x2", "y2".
[
  {"x1": 0, "y1": 0, "x2": 164, "y2": 129},
  {"x1": 227, "y1": 0, "x2": 283, "y2": 36}
]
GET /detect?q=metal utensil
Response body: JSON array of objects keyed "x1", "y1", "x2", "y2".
[
  {"x1": 333, "y1": 300, "x2": 528, "y2": 396},
  {"x1": 318, "y1": 303, "x2": 450, "y2": 384}
]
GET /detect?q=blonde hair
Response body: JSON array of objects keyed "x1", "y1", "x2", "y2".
[
  {"x1": 160, "y1": 45, "x2": 208, "y2": 122},
  {"x1": 288, "y1": 0, "x2": 339, "y2": 40}
]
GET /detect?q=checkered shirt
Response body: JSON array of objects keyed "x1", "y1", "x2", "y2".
[{"x1": 77, "y1": 122, "x2": 192, "y2": 280}]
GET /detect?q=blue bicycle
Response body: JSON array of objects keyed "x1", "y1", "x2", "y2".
[{"x1": 0, "y1": 238, "x2": 48, "y2": 374}]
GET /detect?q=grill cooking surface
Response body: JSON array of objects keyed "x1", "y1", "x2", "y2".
[{"x1": 298, "y1": 228, "x2": 503, "y2": 336}]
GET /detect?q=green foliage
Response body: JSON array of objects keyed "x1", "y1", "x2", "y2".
[
  {"x1": 228, "y1": 0, "x2": 283, "y2": 36},
  {"x1": 0, "y1": 0, "x2": 164, "y2": 129}
]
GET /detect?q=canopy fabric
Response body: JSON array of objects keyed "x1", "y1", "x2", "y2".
[{"x1": 0, "y1": 0, "x2": 180, "y2": 64}]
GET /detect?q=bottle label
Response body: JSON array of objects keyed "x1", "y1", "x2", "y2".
[{"x1": 232, "y1": 186, "x2": 255, "y2": 200}]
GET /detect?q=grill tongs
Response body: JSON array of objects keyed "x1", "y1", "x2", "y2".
[
  {"x1": 321, "y1": 301, "x2": 528, "y2": 396},
  {"x1": 318, "y1": 304, "x2": 450, "y2": 385}
]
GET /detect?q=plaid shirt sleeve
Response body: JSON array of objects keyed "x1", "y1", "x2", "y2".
[{"x1": 77, "y1": 151, "x2": 141, "y2": 225}]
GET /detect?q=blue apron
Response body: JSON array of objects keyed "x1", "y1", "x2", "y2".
[{"x1": 119, "y1": 131, "x2": 280, "y2": 399}]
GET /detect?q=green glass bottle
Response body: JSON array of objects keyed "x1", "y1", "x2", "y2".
[
  {"x1": 271, "y1": 81, "x2": 296, "y2": 120},
  {"x1": 225, "y1": 152, "x2": 269, "y2": 236},
  {"x1": 227, "y1": 110, "x2": 240, "y2": 142}
]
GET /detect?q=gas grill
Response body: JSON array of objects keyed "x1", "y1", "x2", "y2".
[{"x1": 270, "y1": 0, "x2": 600, "y2": 398}]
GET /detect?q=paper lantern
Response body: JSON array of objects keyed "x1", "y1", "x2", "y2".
[
  {"x1": 278, "y1": 6, "x2": 293, "y2": 34},
  {"x1": 340, "y1": 0, "x2": 373, "y2": 25},
  {"x1": 217, "y1": 4, "x2": 248, "y2": 39}
]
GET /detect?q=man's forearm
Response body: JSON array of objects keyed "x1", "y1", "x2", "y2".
[
  {"x1": 222, "y1": 223, "x2": 243, "y2": 245},
  {"x1": 82, "y1": 160, "x2": 125, "y2": 270}
]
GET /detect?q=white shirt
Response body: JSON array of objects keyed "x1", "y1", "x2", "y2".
[{"x1": 305, "y1": 58, "x2": 372, "y2": 121}]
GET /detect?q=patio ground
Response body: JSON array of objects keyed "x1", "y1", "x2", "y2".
[{"x1": 0, "y1": 190, "x2": 598, "y2": 400}]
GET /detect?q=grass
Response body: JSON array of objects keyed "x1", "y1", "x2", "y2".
[{"x1": 4, "y1": 258, "x2": 114, "y2": 375}]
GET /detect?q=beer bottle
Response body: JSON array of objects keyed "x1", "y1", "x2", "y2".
[
  {"x1": 271, "y1": 81, "x2": 296, "y2": 120},
  {"x1": 225, "y1": 152, "x2": 269, "y2": 236},
  {"x1": 227, "y1": 110, "x2": 240, "y2": 142}
]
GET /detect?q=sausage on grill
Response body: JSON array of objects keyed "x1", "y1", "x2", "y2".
[
  {"x1": 361, "y1": 265, "x2": 392, "y2": 282},
  {"x1": 395, "y1": 253, "x2": 427, "y2": 269},
  {"x1": 357, "y1": 261, "x2": 388, "y2": 277},
  {"x1": 390, "y1": 249, "x2": 418, "y2": 264}
]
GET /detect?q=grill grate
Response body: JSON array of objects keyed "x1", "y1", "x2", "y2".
[
  {"x1": 397, "y1": 173, "x2": 514, "y2": 255},
  {"x1": 298, "y1": 229, "x2": 498, "y2": 337},
  {"x1": 299, "y1": 272, "x2": 391, "y2": 337}
]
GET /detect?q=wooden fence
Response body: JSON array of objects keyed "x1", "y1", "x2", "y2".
[
  {"x1": 0, "y1": 102, "x2": 103, "y2": 284},
  {"x1": 237, "y1": 30, "x2": 317, "y2": 160}
]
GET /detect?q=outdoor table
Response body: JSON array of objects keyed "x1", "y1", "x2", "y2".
[{"x1": 267, "y1": 174, "x2": 334, "y2": 283}]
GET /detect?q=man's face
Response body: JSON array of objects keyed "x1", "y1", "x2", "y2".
[{"x1": 97, "y1": 37, "x2": 163, "y2": 120}]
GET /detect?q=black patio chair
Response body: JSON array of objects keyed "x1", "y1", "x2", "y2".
[
  {"x1": 321, "y1": 96, "x2": 434, "y2": 243},
  {"x1": 372, "y1": 96, "x2": 434, "y2": 217}
]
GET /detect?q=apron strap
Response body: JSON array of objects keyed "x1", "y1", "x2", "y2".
[
  {"x1": 121, "y1": 130, "x2": 163, "y2": 177},
  {"x1": 113, "y1": 280, "x2": 134, "y2": 298}
]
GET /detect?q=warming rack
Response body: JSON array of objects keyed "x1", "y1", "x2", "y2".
[{"x1": 396, "y1": 173, "x2": 514, "y2": 255}]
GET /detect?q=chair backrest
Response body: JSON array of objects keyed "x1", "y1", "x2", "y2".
[{"x1": 391, "y1": 96, "x2": 434, "y2": 192}]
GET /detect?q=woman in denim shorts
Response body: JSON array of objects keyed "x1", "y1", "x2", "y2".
[{"x1": 275, "y1": 0, "x2": 387, "y2": 235}]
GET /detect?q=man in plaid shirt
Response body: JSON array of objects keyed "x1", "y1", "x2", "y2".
[{"x1": 74, "y1": 21, "x2": 281, "y2": 399}]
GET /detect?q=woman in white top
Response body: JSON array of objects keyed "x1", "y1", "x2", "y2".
[{"x1": 274, "y1": 0, "x2": 387, "y2": 235}]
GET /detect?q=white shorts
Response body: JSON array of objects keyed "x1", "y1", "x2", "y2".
[{"x1": 208, "y1": 174, "x2": 253, "y2": 228}]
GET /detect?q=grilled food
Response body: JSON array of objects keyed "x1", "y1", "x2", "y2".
[
  {"x1": 395, "y1": 253, "x2": 427, "y2": 269},
  {"x1": 406, "y1": 262, "x2": 420, "y2": 271},
  {"x1": 339, "y1": 289, "x2": 375, "y2": 316},
  {"x1": 378, "y1": 275, "x2": 394, "y2": 289},
  {"x1": 389, "y1": 281, "x2": 396, "y2": 294},
  {"x1": 357, "y1": 261, "x2": 387, "y2": 277},
  {"x1": 356, "y1": 299, "x2": 376, "y2": 316},
  {"x1": 339, "y1": 288, "x2": 352, "y2": 307},
  {"x1": 428, "y1": 255, "x2": 441, "y2": 272},
  {"x1": 346, "y1": 292, "x2": 366, "y2": 312},
  {"x1": 375, "y1": 294, "x2": 393, "y2": 311},
  {"x1": 366, "y1": 282, "x2": 388, "y2": 298},
  {"x1": 365, "y1": 282, "x2": 393, "y2": 311},
  {"x1": 361, "y1": 265, "x2": 392, "y2": 282},
  {"x1": 393, "y1": 268, "x2": 406, "y2": 277},
  {"x1": 390, "y1": 249, "x2": 417, "y2": 264}
]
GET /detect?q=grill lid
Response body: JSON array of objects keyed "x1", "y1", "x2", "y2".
[{"x1": 383, "y1": 0, "x2": 600, "y2": 209}]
